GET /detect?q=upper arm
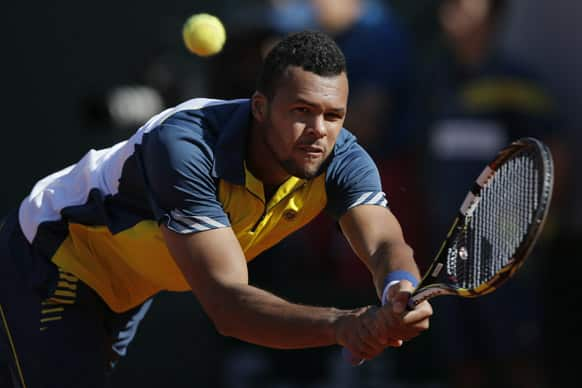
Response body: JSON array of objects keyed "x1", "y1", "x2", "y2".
[
  {"x1": 139, "y1": 114, "x2": 248, "y2": 313},
  {"x1": 161, "y1": 225, "x2": 249, "y2": 315},
  {"x1": 325, "y1": 135, "x2": 387, "y2": 220},
  {"x1": 139, "y1": 117, "x2": 230, "y2": 233}
]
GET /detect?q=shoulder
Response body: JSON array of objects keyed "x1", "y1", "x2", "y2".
[
  {"x1": 152, "y1": 98, "x2": 249, "y2": 140},
  {"x1": 327, "y1": 129, "x2": 377, "y2": 177},
  {"x1": 323, "y1": 129, "x2": 386, "y2": 219},
  {"x1": 141, "y1": 98, "x2": 250, "y2": 161},
  {"x1": 325, "y1": 128, "x2": 383, "y2": 197},
  {"x1": 138, "y1": 97, "x2": 251, "y2": 192}
]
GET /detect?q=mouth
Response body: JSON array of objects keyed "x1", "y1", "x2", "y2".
[{"x1": 297, "y1": 144, "x2": 325, "y2": 157}]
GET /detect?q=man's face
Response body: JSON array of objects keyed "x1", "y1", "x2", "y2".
[{"x1": 258, "y1": 66, "x2": 348, "y2": 179}]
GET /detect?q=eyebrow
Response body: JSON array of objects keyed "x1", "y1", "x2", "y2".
[{"x1": 294, "y1": 98, "x2": 346, "y2": 114}]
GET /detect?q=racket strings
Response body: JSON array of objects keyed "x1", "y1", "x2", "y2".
[{"x1": 451, "y1": 150, "x2": 541, "y2": 289}]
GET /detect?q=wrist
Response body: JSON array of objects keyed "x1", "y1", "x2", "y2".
[
  {"x1": 381, "y1": 270, "x2": 419, "y2": 305},
  {"x1": 332, "y1": 307, "x2": 366, "y2": 346}
]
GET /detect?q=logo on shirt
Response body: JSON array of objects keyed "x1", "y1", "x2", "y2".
[{"x1": 282, "y1": 209, "x2": 297, "y2": 221}]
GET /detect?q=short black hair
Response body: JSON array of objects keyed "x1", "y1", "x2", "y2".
[{"x1": 256, "y1": 30, "x2": 347, "y2": 99}]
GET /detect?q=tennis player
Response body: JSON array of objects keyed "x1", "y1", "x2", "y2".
[{"x1": 0, "y1": 30, "x2": 432, "y2": 387}]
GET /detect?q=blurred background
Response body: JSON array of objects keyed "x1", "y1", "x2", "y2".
[{"x1": 2, "y1": 0, "x2": 581, "y2": 387}]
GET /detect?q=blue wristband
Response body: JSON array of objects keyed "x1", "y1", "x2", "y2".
[
  {"x1": 381, "y1": 270, "x2": 419, "y2": 305},
  {"x1": 383, "y1": 270, "x2": 419, "y2": 289}
]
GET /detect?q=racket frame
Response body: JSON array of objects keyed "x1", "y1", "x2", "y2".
[{"x1": 409, "y1": 137, "x2": 554, "y2": 307}]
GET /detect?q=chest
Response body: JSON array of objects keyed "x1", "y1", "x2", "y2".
[{"x1": 218, "y1": 173, "x2": 327, "y2": 260}]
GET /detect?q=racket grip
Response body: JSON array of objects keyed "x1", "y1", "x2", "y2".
[{"x1": 406, "y1": 297, "x2": 416, "y2": 311}]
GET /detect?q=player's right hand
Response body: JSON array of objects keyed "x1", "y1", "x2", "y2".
[{"x1": 376, "y1": 280, "x2": 433, "y2": 342}]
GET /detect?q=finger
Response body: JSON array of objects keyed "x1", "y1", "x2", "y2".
[
  {"x1": 356, "y1": 349, "x2": 381, "y2": 362},
  {"x1": 385, "y1": 338, "x2": 403, "y2": 347},
  {"x1": 391, "y1": 292, "x2": 410, "y2": 314},
  {"x1": 351, "y1": 339, "x2": 381, "y2": 361},
  {"x1": 396, "y1": 317, "x2": 432, "y2": 341},
  {"x1": 401, "y1": 302, "x2": 433, "y2": 324},
  {"x1": 359, "y1": 326, "x2": 386, "y2": 354},
  {"x1": 387, "y1": 282, "x2": 415, "y2": 314},
  {"x1": 359, "y1": 340, "x2": 386, "y2": 360},
  {"x1": 344, "y1": 331, "x2": 379, "y2": 363},
  {"x1": 373, "y1": 317, "x2": 390, "y2": 343},
  {"x1": 363, "y1": 313, "x2": 389, "y2": 345},
  {"x1": 354, "y1": 307, "x2": 383, "y2": 346},
  {"x1": 373, "y1": 305, "x2": 399, "y2": 341}
]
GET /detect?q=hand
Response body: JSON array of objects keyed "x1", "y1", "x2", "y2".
[
  {"x1": 376, "y1": 280, "x2": 433, "y2": 342},
  {"x1": 335, "y1": 306, "x2": 404, "y2": 364}
]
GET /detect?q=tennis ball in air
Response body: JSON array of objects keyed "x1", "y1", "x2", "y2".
[{"x1": 182, "y1": 13, "x2": 226, "y2": 57}]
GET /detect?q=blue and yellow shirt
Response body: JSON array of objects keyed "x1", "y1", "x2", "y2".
[{"x1": 17, "y1": 98, "x2": 387, "y2": 312}]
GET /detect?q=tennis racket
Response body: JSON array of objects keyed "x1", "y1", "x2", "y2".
[{"x1": 344, "y1": 136, "x2": 554, "y2": 365}]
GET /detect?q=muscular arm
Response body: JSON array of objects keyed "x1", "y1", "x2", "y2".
[
  {"x1": 338, "y1": 204, "x2": 432, "y2": 361},
  {"x1": 339, "y1": 205, "x2": 421, "y2": 300},
  {"x1": 162, "y1": 225, "x2": 359, "y2": 349}
]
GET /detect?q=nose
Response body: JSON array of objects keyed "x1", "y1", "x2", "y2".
[{"x1": 307, "y1": 114, "x2": 327, "y2": 138}]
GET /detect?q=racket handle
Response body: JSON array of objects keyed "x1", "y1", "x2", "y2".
[
  {"x1": 342, "y1": 347, "x2": 364, "y2": 366},
  {"x1": 407, "y1": 289, "x2": 431, "y2": 310},
  {"x1": 406, "y1": 297, "x2": 417, "y2": 311}
]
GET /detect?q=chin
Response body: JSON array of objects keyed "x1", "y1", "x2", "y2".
[
  {"x1": 290, "y1": 162, "x2": 324, "y2": 179},
  {"x1": 281, "y1": 154, "x2": 329, "y2": 180},
  {"x1": 294, "y1": 169, "x2": 319, "y2": 180}
]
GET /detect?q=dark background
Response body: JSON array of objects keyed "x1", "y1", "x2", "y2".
[{"x1": 2, "y1": 1, "x2": 582, "y2": 387}]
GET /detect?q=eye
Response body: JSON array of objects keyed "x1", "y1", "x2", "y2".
[
  {"x1": 293, "y1": 107, "x2": 310, "y2": 114},
  {"x1": 324, "y1": 113, "x2": 343, "y2": 122}
]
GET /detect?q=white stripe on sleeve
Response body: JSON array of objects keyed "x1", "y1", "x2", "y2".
[
  {"x1": 348, "y1": 192, "x2": 374, "y2": 209},
  {"x1": 193, "y1": 215, "x2": 226, "y2": 228}
]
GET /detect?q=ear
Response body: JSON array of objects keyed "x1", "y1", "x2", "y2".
[{"x1": 251, "y1": 91, "x2": 267, "y2": 122}]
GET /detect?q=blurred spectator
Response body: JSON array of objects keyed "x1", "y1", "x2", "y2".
[{"x1": 413, "y1": 0, "x2": 561, "y2": 387}]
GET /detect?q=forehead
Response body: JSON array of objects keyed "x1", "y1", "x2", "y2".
[{"x1": 272, "y1": 66, "x2": 348, "y2": 107}]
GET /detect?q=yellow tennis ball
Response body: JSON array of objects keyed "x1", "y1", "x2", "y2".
[{"x1": 182, "y1": 13, "x2": 226, "y2": 57}]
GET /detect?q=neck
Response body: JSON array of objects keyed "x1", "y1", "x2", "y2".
[{"x1": 247, "y1": 120, "x2": 289, "y2": 187}]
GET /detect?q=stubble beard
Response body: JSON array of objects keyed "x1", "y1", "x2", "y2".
[
  {"x1": 279, "y1": 156, "x2": 324, "y2": 180},
  {"x1": 263, "y1": 124, "x2": 327, "y2": 180}
]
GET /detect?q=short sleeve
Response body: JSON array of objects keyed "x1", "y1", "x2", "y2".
[
  {"x1": 138, "y1": 115, "x2": 231, "y2": 234},
  {"x1": 325, "y1": 134, "x2": 388, "y2": 220}
]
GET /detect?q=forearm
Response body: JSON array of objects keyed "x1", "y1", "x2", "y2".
[
  {"x1": 338, "y1": 206, "x2": 421, "y2": 301},
  {"x1": 367, "y1": 240, "x2": 420, "y2": 300},
  {"x1": 200, "y1": 283, "x2": 353, "y2": 349}
]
